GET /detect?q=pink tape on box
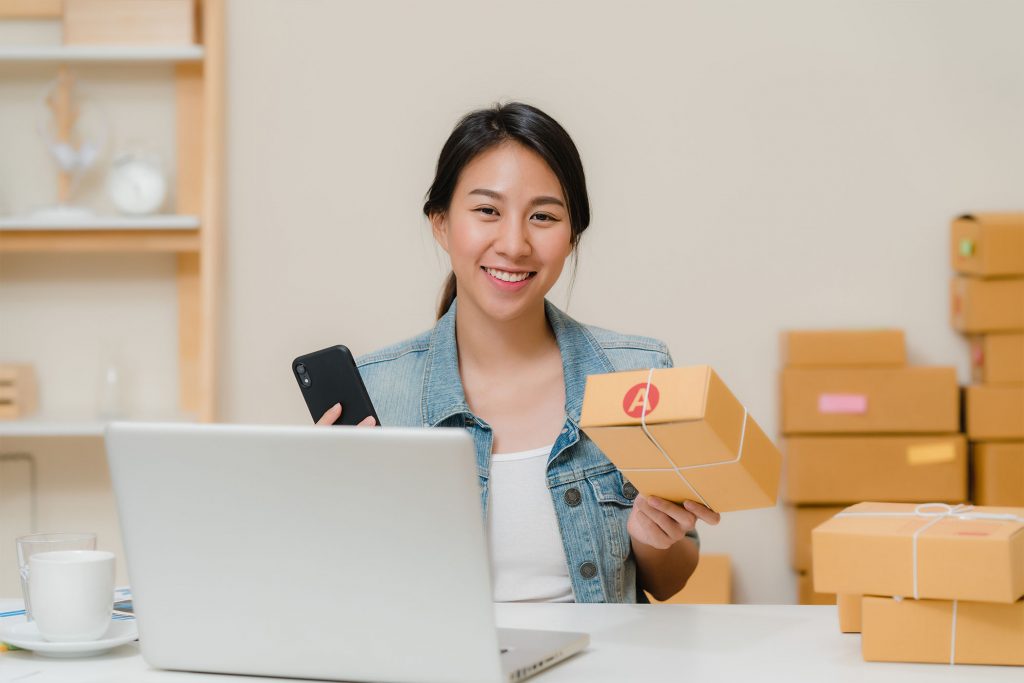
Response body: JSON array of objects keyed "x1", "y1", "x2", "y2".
[{"x1": 818, "y1": 393, "x2": 868, "y2": 415}]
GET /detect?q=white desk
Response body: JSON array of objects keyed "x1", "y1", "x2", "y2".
[{"x1": 1, "y1": 599, "x2": 1017, "y2": 682}]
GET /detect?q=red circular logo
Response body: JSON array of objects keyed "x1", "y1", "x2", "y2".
[{"x1": 622, "y1": 383, "x2": 659, "y2": 418}]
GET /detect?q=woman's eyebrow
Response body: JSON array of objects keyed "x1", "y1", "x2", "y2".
[{"x1": 468, "y1": 188, "x2": 565, "y2": 208}]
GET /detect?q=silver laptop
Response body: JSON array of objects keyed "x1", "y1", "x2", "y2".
[{"x1": 105, "y1": 422, "x2": 588, "y2": 683}]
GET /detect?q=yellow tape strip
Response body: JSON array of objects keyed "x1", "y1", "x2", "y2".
[{"x1": 906, "y1": 443, "x2": 956, "y2": 466}]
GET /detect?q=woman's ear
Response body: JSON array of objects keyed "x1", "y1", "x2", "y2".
[{"x1": 430, "y1": 212, "x2": 449, "y2": 252}]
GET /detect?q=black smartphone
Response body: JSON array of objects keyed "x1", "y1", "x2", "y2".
[{"x1": 292, "y1": 345, "x2": 381, "y2": 426}]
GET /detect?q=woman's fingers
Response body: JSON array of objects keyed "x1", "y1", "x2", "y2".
[
  {"x1": 317, "y1": 404, "x2": 377, "y2": 427},
  {"x1": 631, "y1": 501, "x2": 674, "y2": 547},
  {"x1": 683, "y1": 500, "x2": 721, "y2": 526},
  {"x1": 316, "y1": 403, "x2": 342, "y2": 426},
  {"x1": 646, "y1": 496, "x2": 697, "y2": 531}
]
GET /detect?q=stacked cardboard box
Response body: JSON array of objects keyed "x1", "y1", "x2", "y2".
[
  {"x1": 813, "y1": 502, "x2": 1024, "y2": 665},
  {"x1": 780, "y1": 331, "x2": 965, "y2": 604},
  {"x1": 581, "y1": 366, "x2": 782, "y2": 513},
  {"x1": 646, "y1": 553, "x2": 732, "y2": 604},
  {"x1": 950, "y1": 214, "x2": 1024, "y2": 506}
]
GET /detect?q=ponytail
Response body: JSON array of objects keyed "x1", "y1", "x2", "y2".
[{"x1": 436, "y1": 271, "x2": 457, "y2": 320}]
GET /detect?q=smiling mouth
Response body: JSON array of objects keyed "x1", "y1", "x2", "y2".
[{"x1": 482, "y1": 266, "x2": 537, "y2": 283}]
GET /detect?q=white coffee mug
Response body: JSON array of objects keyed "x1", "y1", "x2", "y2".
[{"x1": 28, "y1": 550, "x2": 115, "y2": 642}]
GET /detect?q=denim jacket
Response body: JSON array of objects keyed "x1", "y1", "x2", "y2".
[{"x1": 355, "y1": 298, "x2": 697, "y2": 603}]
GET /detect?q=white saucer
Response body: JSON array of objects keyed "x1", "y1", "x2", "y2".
[{"x1": 0, "y1": 619, "x2": 138, "y2": 658}]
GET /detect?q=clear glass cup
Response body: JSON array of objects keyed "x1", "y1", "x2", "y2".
[{"x1": 16, "y1": 532, "x2": 97, "y2": 621}]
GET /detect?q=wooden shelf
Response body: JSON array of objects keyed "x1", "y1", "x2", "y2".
[
  {"x1": 0, "y1": 214, "x2": 200, "y2": 230},
  {"x1": 0, "y1": 215, "x2": 200, "y2": 251},
  {"x1": 0, "y1": 45, "x2": 204, "y2": 63},
  {"x1": 0, "y1": 0, "x2": 224, "y2": 421}
]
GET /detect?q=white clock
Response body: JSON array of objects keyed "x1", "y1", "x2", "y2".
[{"x1": 107, "y1": 152, "x2": 167, "y2": 215}]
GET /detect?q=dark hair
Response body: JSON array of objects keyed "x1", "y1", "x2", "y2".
[{"x1": 423, "y1": 102, "x2": 591, "y2": 319}]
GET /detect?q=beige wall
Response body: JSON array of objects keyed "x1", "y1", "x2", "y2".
[
  {"x1": 2, "y1": 0, "x2": 1023, "y2": 603},
  {"x1": 222, "y1": 0, "x2": 1024, "y2": 603}
]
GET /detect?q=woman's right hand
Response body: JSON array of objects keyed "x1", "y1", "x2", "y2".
[{"x1": 316, "y1": 403, "x2": 377, "y2": 427}]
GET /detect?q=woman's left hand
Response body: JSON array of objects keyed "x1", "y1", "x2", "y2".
[{"x1": 627, "y1": 495, "x2": 721, "y2": 550}]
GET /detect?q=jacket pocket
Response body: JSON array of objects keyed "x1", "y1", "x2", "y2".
[{"x1": 585, "y1": 468, "x2": 633, "y2": 560}]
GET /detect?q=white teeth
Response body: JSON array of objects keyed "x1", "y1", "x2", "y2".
[{"x1": 485, "y1": 267, "x2": 531, "y2": 283}]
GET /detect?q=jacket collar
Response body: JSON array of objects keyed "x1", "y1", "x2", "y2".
[{"x1": 421, "y1": 298, "x2": 615, "y2": 427}]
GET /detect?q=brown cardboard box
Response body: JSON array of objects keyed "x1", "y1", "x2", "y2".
[
  {"x1": 951, "y1": 276, "x2": 1024, "y2": 333},
  {"x1": 780, "y1": 367, "x2": 960, "y2": 435},
  {"x1": 647, "y1": 553, "x2": 731, "y2": 604},
  {"x1": 790, "y1": 505, "x2": 844, "y2": 572},
  {"x1": 971, "y1": 333, "x2": 1024, "y2": 385},
  {"x1": 785, "y1": 435, "x2": 967, "y2": 504},
  {"x1": 812, "y1": 502, "x2": 1024, "y2": 603},
  {"x1": 797, "y1": 571, "x2": 835, "y2": 605},
  {"x1": 951, "y1": 213, "x2": 1024, "y2": 277},
  {"x1": 0, "y1": 364, "x2": 37, "y2": 419},
  {"x1": 837, "y1": 594, "x2": 862, "y2": 633},
  {"x1": 580, "y1": 366, "x2": 782, "y2": 513},
  {"x1": 973, "y1": 442, "x2": 1024, "y2": 506},
  {"x1": 966, "y1": 385, "x2": 1024, "y2": 440},
  {"x1": 63, "y1": 0, "x2": 195, "y2": 45},
  {"x1": 862, "y1": 596, "x2": 1024, "y2": 666},
  {"x1": 781, "y1": 330, "x2": 906, "y2": 368}
]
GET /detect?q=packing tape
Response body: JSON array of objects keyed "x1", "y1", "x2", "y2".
[
  {"x1": 905, "y1": 443, "x2": 957, "y2": 466},
  {"x1": 836, "y1": 503, "x2": 1024, "y2": 600},
  {"x1": 635, "y1": 367, "x2": 749, "y2": 513}
]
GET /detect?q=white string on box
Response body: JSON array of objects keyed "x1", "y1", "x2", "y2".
[
  {"x1": 836, "y1": 503, "x2": 1024, "y2": 600},
  {"x1": 949, "y1": 599, "x2": 959, "y2": 666},
  {"x1": 889, "y1": 593, "x2": 960, "y2": 665},
  {"x1": 636, "y1": 367, "x2": 750, "y2": 512}
]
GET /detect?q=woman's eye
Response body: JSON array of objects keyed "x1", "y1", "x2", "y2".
[
  {"x1": 533, "y1": 213, "x2": 556, "y2": 222},
  {"x1": 475, "y1": 207, "x2": 498, "y2": 216}
]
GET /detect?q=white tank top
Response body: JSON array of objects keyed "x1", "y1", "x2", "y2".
[{"x1": 487, "y1": 444, "x2": 574, "y2": 602}]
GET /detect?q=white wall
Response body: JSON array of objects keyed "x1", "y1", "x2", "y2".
[
  {"x1": 222, "y1": 0, "x2": 1024, "y2": 603},
  {"x1": 2, "y1": 0, "x2": 1023, "y2": 603}
]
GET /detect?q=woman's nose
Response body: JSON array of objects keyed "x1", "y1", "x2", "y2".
[{"x1": 495, "y1": 217, "x2": 531, "y2": 258}]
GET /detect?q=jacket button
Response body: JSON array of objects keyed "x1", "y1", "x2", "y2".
[
  {"x1": 579, "y1": 562, "x2": 598, "y2": 579},
  {"x1": 563, "y1": 488, "x2": 582, "y2": 507},
  {"x1": 464, "y1": 416, "x2": 474, "y2": 427},
  {"x1": 622, "y1": 482, "x2": 638, "y2": 501}
]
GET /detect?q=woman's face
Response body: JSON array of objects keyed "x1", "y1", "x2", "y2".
[{"x1": 432, "y1": 142, "x2": 573, "y2": 323}]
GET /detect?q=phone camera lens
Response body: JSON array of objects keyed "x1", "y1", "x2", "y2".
[{"x1": 296, "y1": 364, "x2": 306, "y2": 375}]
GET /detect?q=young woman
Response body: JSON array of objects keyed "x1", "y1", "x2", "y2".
[{"x1": 318, "y1": 102, "x2": 719, "y2": 603}]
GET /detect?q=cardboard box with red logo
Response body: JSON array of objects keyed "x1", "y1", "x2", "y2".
[
  {"x1": 780, "y1": 330, "x2": 906, "y2": 368},
  {"x1": 812, "y1": 502, "x2": 1024, "y2": 603},
  {"x1": 579, "y1": 365, "x2": 782, "y2": 513},
  {"x1": 971, "y1": 334, "x2": 1024, "y2": 385}
]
